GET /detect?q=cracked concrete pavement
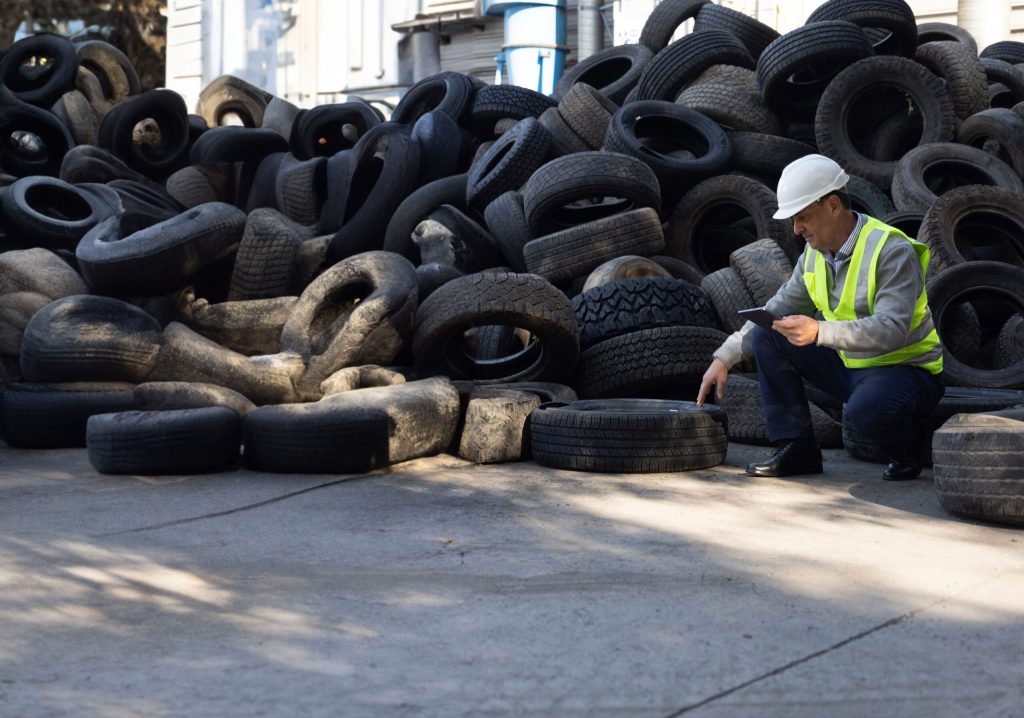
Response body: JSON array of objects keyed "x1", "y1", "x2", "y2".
[{"x1": 1, "y1": 440, "x2": 1022, "y2": 718}]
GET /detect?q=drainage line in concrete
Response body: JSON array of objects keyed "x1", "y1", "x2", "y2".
[
  {"x1": 662, "y1": 570, "x2": 1011, "y2": 717},
  {"x1": 95, "y1": 475, "x2": 370, "y2": 537},
  {"x1": 661, "y1": 611, "x2": 915, "y2": 716}
]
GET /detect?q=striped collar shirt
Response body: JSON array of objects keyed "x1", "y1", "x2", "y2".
[{"x1": 822, "y1": 211, "x2": 864, "y2": 277}]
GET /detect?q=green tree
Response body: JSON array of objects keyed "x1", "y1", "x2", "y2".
[{"x1": 0, "y1": 0, "x2": 167, "y2": 89}]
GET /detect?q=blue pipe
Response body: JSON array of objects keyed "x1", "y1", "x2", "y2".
[{"x1": 482, "y1": 0, "x2": 566, "y2": 95}]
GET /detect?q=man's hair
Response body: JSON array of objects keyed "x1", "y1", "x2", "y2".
[{"x1": 818, "y1": 188, "x2": 851, "y2": 210}]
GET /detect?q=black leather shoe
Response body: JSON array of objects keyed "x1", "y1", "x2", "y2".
[
  {"x1": 883, "y1": 461, "x2": 921, "y2": 481},
  {"x1": 746, "y1": 438, "x2": 823, "y2": 477}
]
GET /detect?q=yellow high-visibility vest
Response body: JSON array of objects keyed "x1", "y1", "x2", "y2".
[{"x1": 801, "y1": 216, "x2": 943, "y2": 374}]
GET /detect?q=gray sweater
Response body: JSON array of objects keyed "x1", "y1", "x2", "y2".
[{"x1": 713, "y1": 222, "x2": 932, "y2": 369}]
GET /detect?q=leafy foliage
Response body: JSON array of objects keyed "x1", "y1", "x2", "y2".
[{"x1": 0, "y1": 0, "x2": 166, "y2": 89}]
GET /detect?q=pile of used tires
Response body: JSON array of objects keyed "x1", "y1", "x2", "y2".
[{"x1": 0, "y1": 1, "x2": 1022, "y2": 525}]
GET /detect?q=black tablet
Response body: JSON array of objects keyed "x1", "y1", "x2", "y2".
[{"x1": 737, "y1": 306, "x2": 781, "y2": 330}]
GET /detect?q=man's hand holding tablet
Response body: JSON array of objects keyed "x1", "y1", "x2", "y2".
[{"x1": 736, "y1": 306, "x2": 781, "y2": 330}]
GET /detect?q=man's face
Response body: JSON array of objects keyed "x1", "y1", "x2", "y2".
[{"x1": 791, "y1": 196, "x2": 840, "y2": 252}]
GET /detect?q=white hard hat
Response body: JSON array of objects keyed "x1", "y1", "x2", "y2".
[{"x1": 773, "y1": 153, "x2": 850, "y2": 220}]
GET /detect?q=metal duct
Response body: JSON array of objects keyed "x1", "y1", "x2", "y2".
[{"x1": 578, "y1": 0, "x2": 603, "y2": 61}]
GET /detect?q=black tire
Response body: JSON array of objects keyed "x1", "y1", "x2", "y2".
[
  {"x1": 664, "y1": 174, "x2": 797, "y2": 273},
  {"x1": 319, "y1": 365, "x2": 407, "y2": 396},
  {"x1": 572, "y1": 276, "x2": 719, "y2": 348},
  {"x1": 913, "y1": 41, "x2": 988, "y2": 120},
  {"x1": 416, "y1": 262, "x2": 464, "y2": 300},
  {"x1": 522, "y1": 152, "x2": 661, "y2": 236},
  {"x1": 980, "y1": 41, "x2": 1024, "y2": 66},
  {"x1": 844, "y1": 174, "x2": 897, "y2": 218},
  {"x1": 648, "y1": 255, "x2": 707, "y2": 286},
  {"x1": 928, "y1": 261, "x2": 1024, "y2": 389},
  {"x1": 412, "y1": 204, "x2": 502, "y2": 273},
  {"x1": 470, "y1": 84, "x2": 557, "y2": 138},
  {"x1": 916, "y1": 22, "x2": 977, "y2": 53},
  {"x1": 701, "y1": 265, "x2": 757, "y2": 333},
  {"x1": 573, "y1": 325, "x2": 727, "y2": 399},
  {"x1": 280, "y1": 251, "x2": 418, "y2": 399},
  {"x1": 458, "y1": 388, "x2": 541, "y2": 463},
  {"x1": 581, "y1": 255, "x2": 673, "y2": 292},
  {"x1": 523, "y1": 208, "x2": 665, "y2": 284},
  {"x1": 86, "y1": 407, "x2": 242, "y2": 475},
  {"x1": 694, "y1": 2, "x2": 780, "y2": 59},
  {"x1": 318, "y1": 377, "x2": 461, "y2": 463},
  {"x1": 604, "y1": 101, "x2": 733, "y2": 205},
  {"x1": 635, "y1": 29, "x2": 754, "y2": 103},
  {"x1": 165, "y1": 164, "x2": 230, "y2": 208},
  {"x1": 274, "y1": 154, "x2": 326, "y2": 226},
  {"x1": 411, "y1": 109, "x2": 469, "y2": 186},
  {"x1": 289, "y1": 100, "x2": 381, "y2": 159},
  {"x1": 0, "y1": 381, "x2": 138, "y2": 448},
  {"x1": 918, "y1": 185, "x2": 1024, "y2": 277},
  {"x1": 806, "y1": 0, "x2": 918, "y2": 57},
  {"x1": 981, "y1": 58, "x2": 1024, "y2": 109},
  {"x1": 59, "y1": 144, "x2": 158, "y2": 186},
  {"x1": 0, "y1": 34, "x2": 78, "y2": 107},
  {"x1": 554, "y1": 44, "x2": 653, "y2": 104},
  {"x1": 483, "y1": 190, "x2": 531, "y2": 272},
  {"x1": 149, "y1": 322, "x2": 302, "y2": 406},
  {"x1": 466, "y1": 117, "x2": 550, "y2": 213},
  {"x1": 675, "y1": 83, "x2": 782, "y2": 136},
  {"x1": 882, "y1": 209, "x2": 924, "y2": 239},
  {"x1": 718, "y1": 373, "x2": 843, "y2": 447},
  {"x1": 133, "y1": 381, "x2": 256, "y2": 416},
  {"x1": 19, "y1": 295, "x2": 162, "y2": 383},
  {"x1": 995, "y1": 314, "x2": 1024, "y2": 369},
  {"x1": 933, "y1": 408, "x2": 1024, "y2": 526},
  {"x1": 226, "y1": 209, "x2": 305, "y2": 300},
  {"x1": 413, "y1": 272, "x2": 579, "y2": 383},
  {"x1": 391, "y1": 71, "x2": 478, "y2": 125},
  {"x1": 955, "y1": 108, "x2": 1024, "y2": 179},
  {"x1": 96, "y1": 89, "x2": 191, "y2": 180},
  {"x1": 558, "y1": 83, "x2": 619, "y2": 149},
  {"x1": 815, "y1": 56, "x2": 956, "y2": 190},
  {"x1": 76, "y1": 202, "x2": 247, "y2": 297},
  {"x1": 383, "y1": 174, "x2": 469, "y2": 262},
  {"x1": 756, "y1": 21, "x2": 874, "y2": 122},
  {"x1": 0, "y1": 176, "x2": 112, "y2": 251},
  {"x1": 50, "y1": 88, "x2": 102, "y2": 146},
  {"x1": 242, "y1": 403, "x2": 392, "y2": 473},
  {"x1": 327, "y1": 123, "x2": 422, "y2": 261},
  {"x1": 188, "y1": 125, "x2": 289, "y2": 165},
  {"x1": 727, "y1": 131, "x2": 815, "y2": 184},
  {"x1": 639, "y1": 0, "x2": 710, "y2": 51},
  {"x1": 196, "y1": 75, "x2": 273, "y2": 128},
  {"x1": 0, "y1": 247, "x2": 87, "y2": 298},
  {"x1": 891, "y1": 143, "x2": 1024, "y2": 213},
  {"x1": 729, "y1": 238, "x2": 794, "y2": 306},
  {"x1": 75, "y1": 40, "x2": 141, "y2": 104},
  {"x1": 538, "y1": 106, "x2": 591, "y2": 157},
  {"x1": 0, "y1": 99, "x2": 75, "y2": 177},
  {"x1": 530, "y1": 398, "x2": 728, "y2": 473}
]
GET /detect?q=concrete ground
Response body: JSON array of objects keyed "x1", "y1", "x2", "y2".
[{"x1": 0, "y1": 441, "x2": 1021, "y2": 718}]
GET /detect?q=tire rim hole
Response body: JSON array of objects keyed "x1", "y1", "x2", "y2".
[
  {"x1": 577, "y1": 56, "x2": 632, "y2": 88},
  {"x1": 952, "y1": 212, "x2": 1024, "y2": 267},
  {"x1": 25, "y1": 183, "x2": 93, "y2": 222},
  {"x1": 922, "y1": 160, "x2": 998, "y2": 196},
  {"x1": 132, "y1": 118, "x2": 166, "y2": 160}
]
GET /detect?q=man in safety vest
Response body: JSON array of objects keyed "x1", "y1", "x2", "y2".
[{"x1": 696, "y1": 154, "x2": 945, "y2": 481}]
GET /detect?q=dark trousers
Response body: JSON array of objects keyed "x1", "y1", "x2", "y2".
[{"x1": 750, "y1": 326, "x2": 945, "y2": 462}]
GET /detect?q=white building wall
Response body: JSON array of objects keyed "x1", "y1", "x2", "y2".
[{"x1": 166, "y1": 0, "x2": 1022, "y2": 116}]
